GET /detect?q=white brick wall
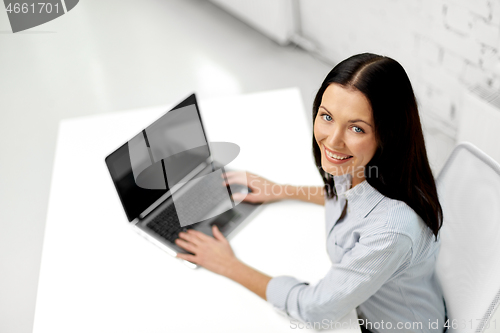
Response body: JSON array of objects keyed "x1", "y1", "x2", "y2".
[
  {"x1": 472, "y1": 17, "x2": 500, "y2": 47},
  {"x1": 297, "y1": 0, "x2": 500, "y2": 172},
  {"x1": 433, "y1": 28, "x2": 482, "y2": 64},
  {"x1": 445, "y1": 3, "x2": 472, "y2": 35},
  {"x1": 418, "y1": 37, "x2": 442, "y2": 65},
  {"x1": 491, "y1": 0, "x2": 500, "y2": 26},
  {"x1": 442, "y1": 50, "x2": 466, "y2": 76},
  {"x1": 453, "y1": 0, "x2": 491, "y2": 20}
]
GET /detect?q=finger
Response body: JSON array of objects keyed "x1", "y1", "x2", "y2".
[
  {"x1": 175, "y1": 252, "x2": 197, "y2": 263},
  {"x1": 223, "y1": 174, "x2": 249, "y2": 185},
  {"x1": 178, "y1": 231, "x2": 199, "y2": 244},
  {"x1": 221, "y1": 171, "x2": 242, "y2": 183},
  {"x1": 212, "y1": 225, "x2": 227, "y2": 243},
  {"x1": 232, "y1": 192, "x2": 250, "y2": 202},
  {"x1": 222, "y1": 179, "x2": 248, "y2": 188},
  {"x1": 175, "y1": 238, "x2": 197, "y2": 253},
  {"x1": 221, "y1": 170, "x2": 239, "y2": 178},
  {"x1": 223, "y1": 170, "x2": 247, "y2": 178},
  {"x1": 187, "y1": 228, "x2": 212, "y2": 241}
]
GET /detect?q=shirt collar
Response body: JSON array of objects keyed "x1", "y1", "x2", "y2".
[{"x1": 333, "y1": 173, "x2": 385, "y2": 218}]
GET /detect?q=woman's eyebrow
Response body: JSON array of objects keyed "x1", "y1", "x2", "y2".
[
  {"x1": 348, "y1": 119, "x2": 373, "y2": 128},
  {"x1": 319, "y1": 106, "x2": 373, "y2": 128},
  {"x1": 319, "y1": 106, "x2": 332, "y2": 115}
]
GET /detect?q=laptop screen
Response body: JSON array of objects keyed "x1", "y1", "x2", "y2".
[{"x1": 105, "y1": 94, "x2": 211, "y2": 221}]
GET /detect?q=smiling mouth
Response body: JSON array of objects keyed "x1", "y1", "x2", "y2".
[
  {"x1": 326, "y1": 150, "x2": 353, "y2": 160},
  {"x1": 323, "y1": 145, "x2": 353, "y2": 161}
]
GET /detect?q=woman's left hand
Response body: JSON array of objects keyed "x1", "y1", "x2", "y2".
[{"x1": 175, "y1": 225, "x2": 238, "y2": 276}]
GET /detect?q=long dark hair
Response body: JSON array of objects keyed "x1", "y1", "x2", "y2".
[{"x1": 313, "y1": 53, "x2": 443, "y2": 240}]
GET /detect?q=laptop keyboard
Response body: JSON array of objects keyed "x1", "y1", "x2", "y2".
[
  {"x1": 145, "y1": 172, "x2": 232, "y2": 244},
  {"x1": 145, "y1": 203, "x2": 192, "y2": 244}
]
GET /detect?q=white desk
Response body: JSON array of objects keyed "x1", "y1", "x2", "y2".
[{"x1": 34, "y1": 88, "x2": 361, "y2": 332}]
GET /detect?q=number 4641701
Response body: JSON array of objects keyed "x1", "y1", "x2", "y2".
[{"x1": 6, "y1": 3, "x2": 60, "y2": 14}]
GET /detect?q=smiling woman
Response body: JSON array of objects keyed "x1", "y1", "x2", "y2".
[
  {"x1": 314, "y1": 84, "x2": 378, "y2": 188},
  {"x1": 175, "y1": 53, "x2": 446, "y2": 333},
  {"x1": 312, "y1": 53, "x2": 443, "y2": 240}
]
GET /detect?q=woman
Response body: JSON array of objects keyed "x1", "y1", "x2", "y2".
[{"x1": 175, "y1": 53, "x2": 446, "y2": 332}]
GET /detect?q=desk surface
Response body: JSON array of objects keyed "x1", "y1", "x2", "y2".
[{"x1": 33, "y1": 88, "x2": 361, "y2": 332}]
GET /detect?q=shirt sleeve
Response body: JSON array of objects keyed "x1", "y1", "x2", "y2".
[{"x1": 265, "y1": 232, "x2": 412, "y2": 324}]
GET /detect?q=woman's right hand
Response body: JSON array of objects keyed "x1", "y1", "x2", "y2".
[{"x1": 223, "y1": 171, "x2": 284, "y2": 204}]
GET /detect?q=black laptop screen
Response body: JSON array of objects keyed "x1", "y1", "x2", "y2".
[{"x1": 105, "y1": 94, "x2": 211, "y2": 221}]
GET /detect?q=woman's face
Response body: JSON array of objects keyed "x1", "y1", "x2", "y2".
[{"x1": 314, "y1": 83, "x2": 378, "y2": 188}]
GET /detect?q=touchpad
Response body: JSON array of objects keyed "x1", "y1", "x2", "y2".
[{"x1": 210, "y1": 209, "x2": 239, "y2": 233}]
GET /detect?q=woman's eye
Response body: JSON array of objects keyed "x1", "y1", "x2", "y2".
[
  {"x1": 321, "y1": 114, "x2": 332, "y2": 121},
  {"x1": 352, "y1": 126, "x2": 364, "y2": 133}
]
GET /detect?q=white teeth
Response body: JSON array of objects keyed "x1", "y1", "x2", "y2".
[{"x1": 326, "y1": 151, "x2": 352, "y2": 160}]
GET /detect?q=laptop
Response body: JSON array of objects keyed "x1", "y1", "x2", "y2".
[{"x1": 105, "y1": 94, "x2": 262, "y2": 268}]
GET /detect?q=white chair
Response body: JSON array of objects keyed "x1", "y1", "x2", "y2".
[{"x1": 436, "y1": 142, "x2": 500, "y2": 333}]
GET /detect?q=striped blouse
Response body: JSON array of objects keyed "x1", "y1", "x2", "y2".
[{"x1": 266, "y1": 173, "x2": 445, "y2": 332}]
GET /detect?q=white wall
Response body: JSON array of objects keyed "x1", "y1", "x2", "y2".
[
  {"x1": 297, "y1": 0, "x2": 500, "y2": 171},
  {"x1": 206, "y1": 0, "x2": 500, "y2": 170},
  {"x1": 209, "y1": 0, "x2": 295, "y2": 44}
]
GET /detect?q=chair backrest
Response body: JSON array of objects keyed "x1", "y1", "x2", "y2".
[{"x1": 436, "y1": 142, "x2": 500, "y2": 333}]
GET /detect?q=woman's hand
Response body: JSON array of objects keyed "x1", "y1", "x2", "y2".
[
  {"x1": 223, "y1": 171, "x2": 284, "y2": 204},
  {"x1": 176, "y1": 226, "x2": 273, "y2": 301},
  {"x1": 175, "y1": 225, "x2": 239, "y2": 276}
]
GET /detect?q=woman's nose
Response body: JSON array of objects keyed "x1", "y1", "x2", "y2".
[{"x1": 326, "y1": 128, "x2": 344, "y2": 148}]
